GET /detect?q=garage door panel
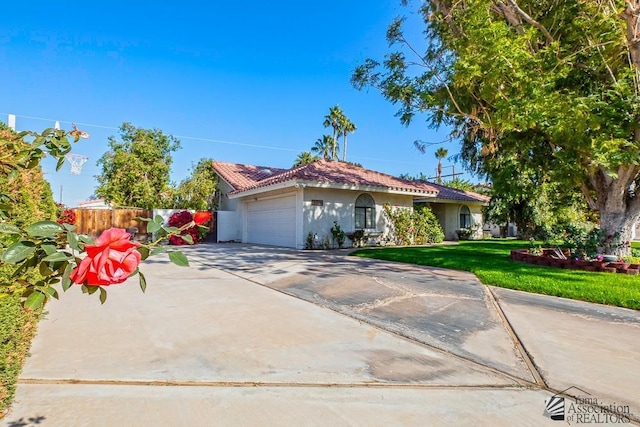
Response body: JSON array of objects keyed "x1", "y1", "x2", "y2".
[{"x1": 247, "y1": 195, "x2": 296, "y2": 248}]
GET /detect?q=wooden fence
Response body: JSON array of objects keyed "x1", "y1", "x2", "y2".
[{"x1": 73, "y1": 208, "x2": 153, "y2": 239}]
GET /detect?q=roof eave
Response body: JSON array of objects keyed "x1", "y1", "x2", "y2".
[{"x1": 230, "y1": 180, "x2": 438, "y2": 198}]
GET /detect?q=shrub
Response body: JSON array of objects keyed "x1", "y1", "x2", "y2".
[
  {"x1": 383, "y1": 204, "x2": 444, "y2": 246},
  {"x1": 56, "y1": 203, "x2": 77, "y2": 225},
  {"x1": 167, "y1": 210, "x2": 198, "y2": 245},
  {"x1": 330, "y1": 221, "x2": 346, "y2": 248}
]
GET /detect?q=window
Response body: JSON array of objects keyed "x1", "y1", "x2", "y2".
[
  {"x1": 355, "y1": 194, "x2": 375, "y2": 229},
  {"x1": 460, "y1": 205, "x2": 471, "y2": 229}
]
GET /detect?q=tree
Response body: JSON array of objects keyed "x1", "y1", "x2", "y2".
[
  {"x1": 311, "y1": 135, "x2": 337, "y2": 160},
  {"x1": 96, "y1": 122, "x2": 180, "y2": 209},
  {"x1": 434, "y1": 147, "x2": 448, "y2": 184},
  {"x1": 323, "y1": 105, "x2": 344, "y2": 160},
  {"x1": 293, "y1": 151, "x2": 319, "y2": 167},
  {"x1": 340, "y1": 114, "x2": 357, "y2": 162},
  {"x1": 353, "y1": 1, "x2": 640, "y2": 256},
  {"x1": 172, "y1": 158, "x2": 217, "y2": 211}
]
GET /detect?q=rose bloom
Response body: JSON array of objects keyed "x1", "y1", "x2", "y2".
[
  {"x1": 70, "y1": 228, "x2": 142, "y2": 286},
  {"x1": 193, "y1": 211, "x2": 212, "y2": 225}
]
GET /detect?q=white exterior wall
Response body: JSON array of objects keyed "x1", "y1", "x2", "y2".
[
  {"x1": 428, "y1": 202, "x2": 483, "y2": 240},
  {"x1": 301, "y1": 188, "x2": 413, "y2": 248},
  {"x1": 216, "y1": 180, "x2": 243, "y2": 242}
]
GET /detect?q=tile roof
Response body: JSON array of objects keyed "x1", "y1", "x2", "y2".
[
  {"x1": 211, "y1": 159, "x2": 489, "y2": 203},
  {"x1": 211, "y1": 161, "x2": 289, "y2": 191},
  {"x1": 426, "y1": 182, "x2": 491, "y2": 203},
  {"x1": 212, "y1": 159, "x2": 439, "y2": 196}
]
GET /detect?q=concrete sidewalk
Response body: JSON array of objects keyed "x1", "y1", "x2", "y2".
[{"x1": 4, "y1": 244, "x2": 639, "y2": 426}]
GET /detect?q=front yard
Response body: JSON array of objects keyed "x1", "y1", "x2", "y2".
[{"x1": 352, "y1": 240, "x2": 640, "y2": 310}]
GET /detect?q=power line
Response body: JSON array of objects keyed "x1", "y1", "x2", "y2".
[{"x1": 2, "y1": 112, "x2": 434, "y2": 167}]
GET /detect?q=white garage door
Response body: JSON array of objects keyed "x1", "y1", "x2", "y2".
[{"x1": 247, "y1": 195, "x2": 296, "y2": 248}]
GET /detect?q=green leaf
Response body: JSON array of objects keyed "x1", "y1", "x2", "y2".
[
  {"x1": 139, "y1": 271, "x2": 147, "y2": 293},
  {"x1": 0, "y1": 223, "x2": 20, "y2": 234},
  {"x1": 67, "y1": 231, "x2": 79, "y2": 251},
  {"x1": 62, "y1": 263, "x2": 73, "y2": 291},
  {"x1": 147, "y1": 221, "x2": 162, "y2": 233},
  {"x1": 163, "y1": 226, "x2": 179, "y2": 234},
  {"x1": 42, "y1": 286, "x2": 59, "y2": 300},
  {"x1": 1, "y1": 241, "x2": 36, "y2": 263},
  {"x1": 41, "y1": 243, "x2": 58, "y2": 256},
  {"x1": 56, "y1": 156, "x2": 65, "y2": 171},
  {"x1": 137, "y1": 246, "x2": 150, "y2": 260},
  {"x1": 84, "y1": 285, "x2": 99, "y2": 295},
  {"x1": 42, "y1": 252, "x2": 73, "y2": 262},
  {"x1": 38, "y1": 261, "x2": 53, "y2": 277},
  {"x1": 99, "y1": 287, "x2": 107, "y2": 304},
  {"x1": 8, "y1": 170, "x2": 18, "y2": 182},
  {"x1": 25, "y1": 221, "x2": 63, "y2": 238},
  {"x1": 168, "y1": 251, "x2": 189, "y2": 267},
  {"x1": 150, "y1": 247, "x2": 166, "y2": 256},
  {"x1": 154, "y1": 215, "x2": 164, "y2": 224},
  {"x1": 24, "y1": 292, "x2": 45, "y2": 311},
  {"x1": 62, "y1": 223, "x2": 77, "y2": 232},
  {"x1": 180, "y1": 234, "x2": 194, "y2": 244}
]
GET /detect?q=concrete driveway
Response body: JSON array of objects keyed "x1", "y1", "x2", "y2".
[{"x1": 4, "y1": 243, "x2": 639, "y2": 426}]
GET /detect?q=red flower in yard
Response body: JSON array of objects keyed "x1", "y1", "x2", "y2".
[
  {"x1": 70, "y1": 228, "x2": 141, "y2": 286},
  {"x1": 193, "y1": 211, "x2": 212, "y2": 225},
  {"x1": 168, "y1": 210, "x2": 198, "y2": 245}
]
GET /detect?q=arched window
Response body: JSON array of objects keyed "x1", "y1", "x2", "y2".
[
  {"x1": 355, "y1": 194, "x2": 375, "y2": 229},
  {"x1": 459, "y1": 205, "x2": 471, "y2": 228}
]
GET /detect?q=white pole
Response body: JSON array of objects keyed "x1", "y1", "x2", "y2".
[{"x1": 8, "y1": 114, "x2": 16, "y2": 130}]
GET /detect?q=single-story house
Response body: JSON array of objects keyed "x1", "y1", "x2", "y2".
[{"x1": 211, "y1": 159, "x2": 489, "y2": 249}]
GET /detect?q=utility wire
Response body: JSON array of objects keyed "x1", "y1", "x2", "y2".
[{"x1": 2, "y1": 112, "x2": 438, "y2": 166}]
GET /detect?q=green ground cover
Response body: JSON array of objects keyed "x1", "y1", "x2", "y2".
[{"x1": 352, "y1": 240, "x2": 640, "y2": 310}]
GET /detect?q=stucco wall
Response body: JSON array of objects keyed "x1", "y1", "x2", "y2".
[
  {"x1": 302, "y1": 187, "x2": 413, "y2": 247},
  {"x1": 427, "y1": 202, "x2": 483, "y2": 240}
]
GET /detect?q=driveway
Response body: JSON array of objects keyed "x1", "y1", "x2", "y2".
[{"x1": 4, "y1": 243, "x2": 639, "y2": 426}]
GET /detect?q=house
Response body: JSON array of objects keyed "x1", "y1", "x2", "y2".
[{"x1": 211, "y1": 160, "x2": 489, "y2": 249}]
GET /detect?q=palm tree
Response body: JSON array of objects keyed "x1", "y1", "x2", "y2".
[
  {"x1": 340, "y1": 115, "x2": 356, "y2": 162},
  {"x1": 435, "y1": 147, "x2": 448, "y2": 184},
  {"x1": 323, "y1": 105, "x2": 344, "y2": 160},
  {"x1": 311, "y1": 135, "x2": 335, "y2": 160},
  {"x1": 293, "y1": 151, "x2": 319, "y2": 167}
]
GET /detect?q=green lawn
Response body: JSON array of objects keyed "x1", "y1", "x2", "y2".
[{"x1": 352, "y1": 240, "x2": 640, "y2": 310}]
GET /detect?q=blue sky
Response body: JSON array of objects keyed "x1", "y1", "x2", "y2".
[{"x1": 0, "y1": 1, "x2": 465, "y2": 207}]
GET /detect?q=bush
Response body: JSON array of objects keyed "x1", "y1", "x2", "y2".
[
  {"x1": 0, "y1": 293, "x2": 41, "y2": 415},
  {"x1": 56, "y1": 203, "x2": 77, "y2": 225},
  {"x1": 383, "y1": 204, "x2": 444, "y2": 246},
  {"x1": 167, "y1": 211, "x2": 198, "y2": 245},
  {"x1": 330, "y1": 221, "x2": 346, "y2": 248}
]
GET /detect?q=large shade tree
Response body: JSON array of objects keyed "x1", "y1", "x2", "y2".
[
  {"x1": 96, "y1": 122, "x2": 180, "y2": 209},
  {"x1": 353, "y1": 0, "x2": 640, "y2": 255},
  {"x1": 172, "y1": 158, "x2": 217, "y2": 211}
]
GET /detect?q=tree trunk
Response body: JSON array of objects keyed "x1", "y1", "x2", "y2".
[
  {"x1": 342, "y1": 133, "x2": 348, "y2": 162},
  {"x1": 598, "y1": 210, "x2": 634, "y2": 257}
]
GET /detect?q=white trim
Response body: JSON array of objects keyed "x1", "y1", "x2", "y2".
[{"x1": 229, "y1": 179, "x2": 438, "y2": 199}]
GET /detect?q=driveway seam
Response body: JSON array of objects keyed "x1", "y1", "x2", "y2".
[
  {"x1": 485, "y1": 286, "x2": 547, "y2": 388},
  {"x1": 188, "y1": 256, "x2": 539, "y2": 389}
]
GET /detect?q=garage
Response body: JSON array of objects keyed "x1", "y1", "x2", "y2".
[{"x1": 246, "y1": 194, "x2": 296, "y2": 248}]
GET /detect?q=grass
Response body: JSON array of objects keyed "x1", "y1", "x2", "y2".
[{"x1": 352, "y1": 240, "x2": 640, "y2": 310}]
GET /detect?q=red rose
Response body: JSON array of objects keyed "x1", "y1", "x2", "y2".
[
  {"x1": 193, "y1": 211, "x2": 212, "y2": 225},
  {"x1": 70, "y1": 228, "x2": 141, "y2": 286}
]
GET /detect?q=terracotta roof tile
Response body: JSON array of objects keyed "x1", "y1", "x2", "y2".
[
  {"x1": 211, "y1": 161, "x2": 288, "y2": 191},
  {"x1": 213, "y1": 160, "x2": 438, "y2": 195},
  {"x1": 427, "y1": 182, "x2": 490, "y2": 203},
  {"x1": 211, "y1": 160, "x2": 488, "y2": 203}
]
